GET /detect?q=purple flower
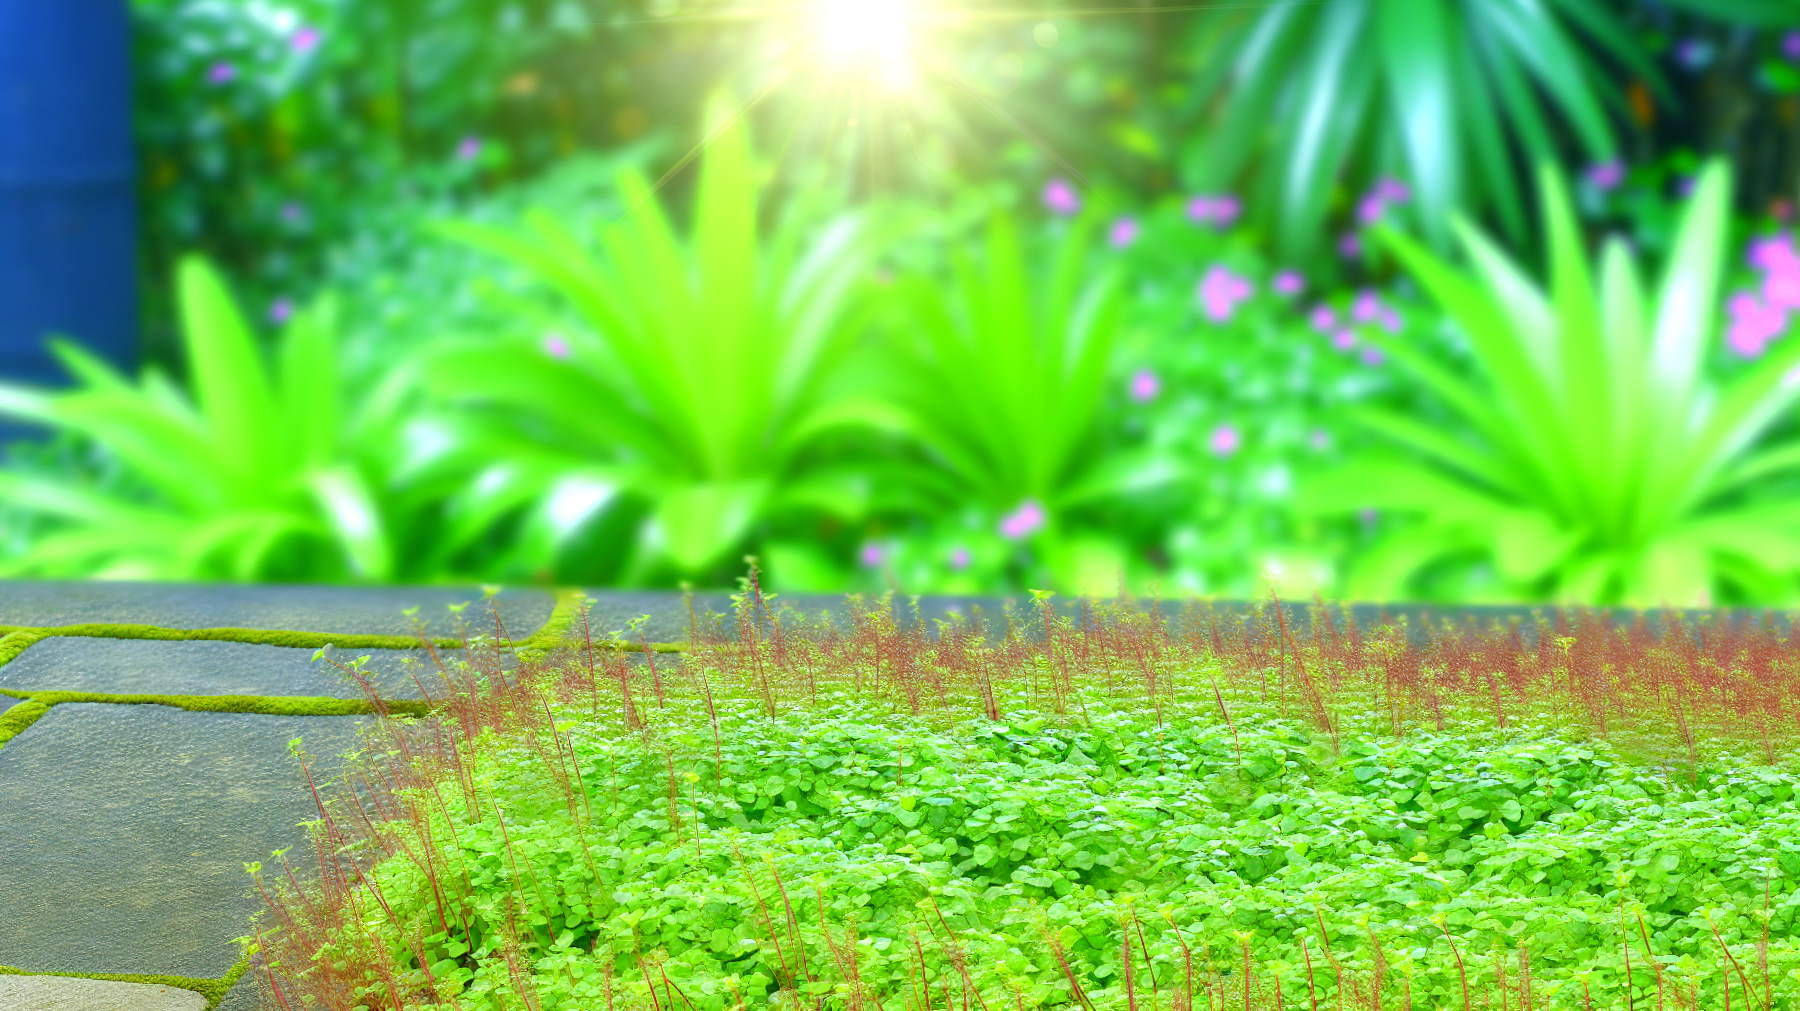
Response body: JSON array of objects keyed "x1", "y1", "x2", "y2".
[
  {"x1": 1331, "y1": 329, "x2": 1357, "y2": 352},
  {"x1": 1675, "y1": 176, "x2": 1697, "y2": 199},
  {"x1": 1309, "y1": 305, "x2": 1338, "y2": 332},
  {"x1": 949, "y1": 546, "x2": 971, "y2": 570},
  {"x1": 1376, "y1": 306, "x2": 1402, "y2": 334},
  {"x1": 1197, "y1": 266, "x2": 1253, "y2": 322},
  {"x1": 1338, "y1": 232, "x2": 1363, "y2": 259},
  {"x1": 456, "y1": 136, "x2": 483, "y2": 161},
  {"x1": 281, "y1": 202, "x2": 303, "y2": 223},
  {"x1": 1186, "y1": 194, "x2": 1240, "y2": 228},
  {"x1": 1208, "y1": 424, "x2": 1241, "y2": 457},
  {"x1": 206, "y1": 62, "x2": 237, "y2": 85},
  {"x1": 1042, "y1": 178, "x2": 1080, "y2": 216},
  {"x1": 544, "y1": 333, "x2": 570, "y2": 359},
  {"x1": 1585, "y1": 159, "x2": 1625, "y2": 192},
  {"x1": 1726, "y1": 291, "x2": 1788, "y2": 357},
  {"x1": 1129, "y1": 369, "x2": 1161, "y2": 403},
  {"x1": 1309, "y1": 429, "x2": 1330, "y2": 450},
  {"x1": 1674, "y1": 38, "x2": 1713, "y2": 70},
  {"x1": 1000, "y1": 500, "x2": 1047, "y2": 540},
  {"x1": 1272, "y1": 270, "x2": 1304, "y2": 296},
  {"x1": 1784, "y1": 31, "x2": 1800, "y2": 61},
  {"x1": 1351, "y1": 289, "x2": 1382, "y2": 323},
  {"x1": 1360, "y1": 347, "x2": 1386, "y2": 367},
  {"x1": 1108, "y1": 217, "x2": 1141, "y2": 249},
  {"x1": 1357, "y1": 194, "x2": 1388, "y2": 225},
  {"x1": 860, "y1": 543, "x2": 885, "y2": 567},
  {"x1": 290, "y1": 26, "x2": 322, "y2": 55},
  {"x1": 269, "y1": 298, "x2": 294, "y2": 324}
]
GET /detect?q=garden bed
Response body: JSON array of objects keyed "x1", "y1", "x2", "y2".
[{"x1": 253, "y1": 590, "x2": 1800, "y2": 1010}]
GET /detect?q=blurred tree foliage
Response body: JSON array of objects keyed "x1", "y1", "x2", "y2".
[{"x1": 131, "y1": 0, "x2": 1800, "y2": 348}]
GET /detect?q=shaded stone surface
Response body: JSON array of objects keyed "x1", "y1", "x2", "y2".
[
  {"x1": 0, "y1": 692, "x2": 16, "y2": 715},
  {"x1": 0, "y1": 975, "x2": 208, "y2": 1011},
  {"x1": 0, "y1": 638, "x2": 437, "y2": 699},
  {"x1": 215, "y1": 971, "x2": 263, "y2": 1011},
  {"x1": 0, "y1": 704, "x2": 371, "y2": 978},
  {"x1": 0, "y1": 582, "x2": 554, "y2": 638}
]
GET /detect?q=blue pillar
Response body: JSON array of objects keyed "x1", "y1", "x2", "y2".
[{"x1": 0, "y1": 0, "x2": 138, "y2": 388}]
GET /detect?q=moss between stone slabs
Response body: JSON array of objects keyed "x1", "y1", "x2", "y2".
[
  {"x1": 0, "y1": 690, "x2": 431, "y2": 749},
  {"x1": 1, "y1": 951, "x2": 248, "y2": 1009}
]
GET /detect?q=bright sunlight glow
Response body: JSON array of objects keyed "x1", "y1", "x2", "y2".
[{"x1": 818, "y1": 0, "x2": 913, "y2": 74}]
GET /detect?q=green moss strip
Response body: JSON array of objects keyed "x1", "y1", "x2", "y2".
[
  {"x1": 27, "y1": 623, "x2": 463, "y2": 651},
  {"x1": 1, "y1": 950, "x2": 248, "y2": 1008},
  {"x1": 4, "y1": 689, "x2": 431, "y2": 718},
  {"x1": 0, "y1": 700, "x2": 52, "y2": 746}
]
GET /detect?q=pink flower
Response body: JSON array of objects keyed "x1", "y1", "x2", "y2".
[
  {"x1": 1750, "y1": 234, "x2": 1800, "y2": 310},
  {"x1": 1727, "y1": 292, "x2": 1789, "y2": 357},
  {"x1": 1186, "y1": 194, "x2": 1240, "y2": 228},
  {"x1": 1108, "y1": 217, "x2": 1141, "y2": 248},
  {"x1": 1585, "y1": 159, "x2": 1625, "y2": 192},
  {"x1": 269, "y1": 298, "x2": 294, "y2": 324},
  {"x1": 1376, "y1": 306, "x2": 1402, "y2": 334},
  {"x1": 1373, "y1": 177, "x2": 1411, "y2": 204},
  {"x1": 291, "y1": 26, "x2": 322, "y2": 54},
  {"x1": 1129, "y1": 369, "x2": 1160, "y2": 402},
  {"x1": 1351, "y1": 289, "x2": 1382, "y2": 323},
  {"x1": 1272, "y1": 270, "x2": 1304, "y2": 296},
  {"x1": 1785, "y1": 31, "x2": 1800, "y2": 61},
  {"x1": 456, "y1": 136, "x2": 483, "y2": 161},
  {"x1": 1197, "y1": 266, "x2": 1253, "y2": 322},
  {"x1": 860, "y1": 544, "x2": 885, "y2": 567},
  {"x1": 206, "y1": 62, "x2": 237, "y2": 85},
  {"x1": 1331, "y1": 330, "x2": 1357, "y2": 351},
  {"x1": 1208, "y1": 424, "x2": 1241, "y2": 457},
  {"x1": 1338, "y1": 232, "x2": 1363, "y2": 258},
  {"x1": 1361, "y1": 347, "x2": 1386, "y2": 367},
  {"x1": 1357, "y1": 194, "x2": 1388, "y2": 225},
  {"x1": 1309, "y1": 305, "x2": 1338, "y2": 332},
  {"x1": 544, "y1": 334, "x2": 570, "y2": 359},
  {"x1": 1000, "y1": 500, "x2": 1047, "y2": 540},
  {"x1": 1042, "y1": 178, "x2": 1080, "y2": 215},
  {"x1": 949, "y1": 546, "x2": 971, "y2": 570}
]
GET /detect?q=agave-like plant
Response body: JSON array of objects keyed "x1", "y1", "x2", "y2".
[
  {"x1": 1303, "y1": 159, "x2": 1800, "y2": 606},
  {"x1": 873, "y1": 212, "x2": 1179, "y2": 590},
  {"x1": 415, "y1": 96, "x2": 894, "y2": 582},
  {"x1": 0, "y1": 258, "x2": 393, "y2": 580}
]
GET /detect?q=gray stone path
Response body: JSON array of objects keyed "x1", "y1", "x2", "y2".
[
  {"x1": 0, "y1": 583, "x2": 559, "y2": 1010},
  {"x1": 0, "y1": 583, "x2": 1006, "y2": 1009}
]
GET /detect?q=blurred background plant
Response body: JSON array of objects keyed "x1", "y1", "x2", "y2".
[
  {"x1": 1303, "y1": 161, "x2": 1800, "y2": 606},
  {"x1": 0, "y1": 0, "x2": 1797, "y2": 599}
]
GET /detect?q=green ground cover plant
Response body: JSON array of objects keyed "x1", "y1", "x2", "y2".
[{"x1": 250, "y1": 586, "x2": 1800, "y2": 1010}]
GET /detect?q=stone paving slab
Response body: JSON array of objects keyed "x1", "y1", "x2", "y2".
[
  {"x1": 0, "y1": 704, "x2": 371, "y2": 979},
  {"x1": 0, "y1": 581, "x2": 554, "y2": 637},
  {"x1": 0, "y1": 638, "x2": 437, "y2": 700},
  {"x1": 0, "y1": 975, "x2": 209, "y2": 1011}
]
